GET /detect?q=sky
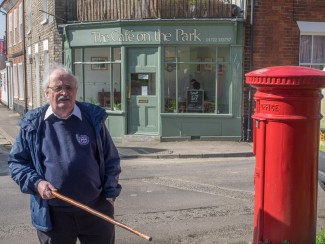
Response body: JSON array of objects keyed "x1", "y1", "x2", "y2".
[{"x1": 0, "y1": 13, "x2": 5, "y2": 39}]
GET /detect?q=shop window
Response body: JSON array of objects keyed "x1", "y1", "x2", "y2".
[
  {"x1": 74, "y1": 47, "x2": 122, "y2": 111},
  {"x1": 164, "y1": 46, "x2": 230, "y2": 114}
]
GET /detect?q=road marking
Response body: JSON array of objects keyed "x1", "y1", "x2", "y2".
[{"x1": 141, "y1": 177, "x2": 254, "y2": 202}]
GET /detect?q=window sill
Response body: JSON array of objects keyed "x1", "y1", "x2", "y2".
[
  {"x1": 41, "y1": 19, "x2": 48, "y2": 25},
  {"x1": 106, "y1": 110, "x2": 124, "y2": 115}
]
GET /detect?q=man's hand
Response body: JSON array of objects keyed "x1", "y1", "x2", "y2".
[
  {"x1": 37, "y1": 180, "x2": 57, "y2": 199},
  {"x1": 107, "y1": 199, "x2": 115, "y2": 207}
]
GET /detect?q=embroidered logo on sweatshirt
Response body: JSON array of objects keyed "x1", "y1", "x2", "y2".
[{"x1": 76, "y1": 134, "x2": 90, "y2": 145}]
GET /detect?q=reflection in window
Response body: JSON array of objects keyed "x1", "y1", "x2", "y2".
[
  {"x1": 74, "y1": 47, "x2": 122, "y2": 111},
  {"x1": 164, "y1": 46, "x2": 230, "y2": 114}
]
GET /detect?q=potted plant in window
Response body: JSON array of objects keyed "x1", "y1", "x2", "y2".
[
  {"x1": 88, "y1": 97, "x2": 99, "y2": 106},
  {"x1": 113, "y1": 103, "x2": 121, "y2": 111},
  {"x1": 170, "y1": 99, "x2": 177, "y2": 113}
]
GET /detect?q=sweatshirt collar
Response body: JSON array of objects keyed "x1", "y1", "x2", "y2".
[{"x1": 44, "y1": 104, "x2": 82, "y2": 120}]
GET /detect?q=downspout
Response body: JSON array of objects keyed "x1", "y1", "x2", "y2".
[
  {"x1": 22, "y1": 0, "x2": 28, "y2": 114},
  {"x1": 246, "y1": 0, "x2": 255, "y2": 141}
]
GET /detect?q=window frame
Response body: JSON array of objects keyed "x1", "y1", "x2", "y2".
[
  {"x1": 41, "y1": 0, "x2": 49, "y2": 24},
  {"x1": 27, "y1": 0, "x2": 32, "y2": 34},
  {"x1": 19, "y1": 3, "x2": 23, "y2": 42},
  {"x1": 163, "y1": 45, "x2": 230, "y2": 114},
  {"x1": 13, "y1": 9, "x2": 17, "y2": 45},
  {"x1": 73, "y1": 47, "x2": 122, "y2": 111},
  {"x1": 298, "y1": 21, "x2": 325, "y2": 70},
  {"x1": 8, "y1": 13, "x2": 12, "y2": 47}
]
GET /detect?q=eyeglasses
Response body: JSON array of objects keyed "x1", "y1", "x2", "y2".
[{"x1": 47, "y1": 85, "x2": 75, "y2": 92}]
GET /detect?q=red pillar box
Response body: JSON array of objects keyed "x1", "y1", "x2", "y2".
[{"x1": 246, "y1": 66, "x2": 325, "y2": 244}]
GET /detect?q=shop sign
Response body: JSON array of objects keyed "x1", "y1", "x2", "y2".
[{"x1": 68, "y1": 25, "x2": 234, "y2": 46}]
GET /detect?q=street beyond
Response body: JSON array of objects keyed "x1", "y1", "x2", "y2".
[{"x1": 1, "y1": 150, "x2": 325, "y2": 243}]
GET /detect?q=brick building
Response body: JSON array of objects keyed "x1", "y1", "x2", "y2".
[
  {"x1": 24, "y1": 0, "x2": 76, "y2": 110},
  {"x1": 0, "y1": 0, "x2": 76, "y2": 113},
  {"x1": 1, "y1": 0, "x2": 25, "y2": 112},
  {"x1": 243, "y1": 0, "x2": 325, "y2": 140}
]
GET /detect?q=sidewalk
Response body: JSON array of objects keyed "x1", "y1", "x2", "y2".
[{"x1": 0, "y1": 103, "x2": 254, "y2": 159}]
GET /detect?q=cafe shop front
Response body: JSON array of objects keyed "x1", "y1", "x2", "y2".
[{"x1": 62, "y1": 19, "x2": 244, "y2": 141}]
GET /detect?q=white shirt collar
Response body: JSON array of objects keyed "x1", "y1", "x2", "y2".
[{"x1": 44, "y1": 104, "x2": 82, "y2": 120}]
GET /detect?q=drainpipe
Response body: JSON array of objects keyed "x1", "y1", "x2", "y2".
[{"x1": 246, "y1": 0, "x2": 255, "y2": 142}]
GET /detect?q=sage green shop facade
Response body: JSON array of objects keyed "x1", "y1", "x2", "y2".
[{"x1": 62, "y1": 20, "x2": 244, "y2": 141}]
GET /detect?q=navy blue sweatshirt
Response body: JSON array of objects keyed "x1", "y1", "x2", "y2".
[{"x1": 41, "y1": 114, "x2": 102, "y2": 209}]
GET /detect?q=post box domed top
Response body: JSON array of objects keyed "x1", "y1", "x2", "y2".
[{"x1": 246, "y1": 66, "x2": 325, "y2": 88}]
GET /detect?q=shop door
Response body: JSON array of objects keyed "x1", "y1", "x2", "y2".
[{"x1": 127, "y1": 48, "x2": 158, "y2": 134}]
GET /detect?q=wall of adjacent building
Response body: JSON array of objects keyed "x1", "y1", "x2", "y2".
[
  {"x1": 25, "y1": 0, "x2": 77, "y2": 110},
  {"x1": 242, "y1": 0, "x2": 325, "y2": 141}
]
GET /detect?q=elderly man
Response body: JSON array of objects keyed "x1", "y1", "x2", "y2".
[{"x1": 8, "y1": 64, "x2": 121, "y2": 244}]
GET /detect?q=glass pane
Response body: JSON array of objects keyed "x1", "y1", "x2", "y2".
[
  {"x1": 177, "y1": 63, "x2": 216, "y2": 113},
  {"x1": 84, "y1": 64, "x2": 110, "y2": 107},
  {"x1": 165, "y1": 46, "x2": 177, "y2": 62},
  {"x1": 113, "y1": 48, "x2": 121, "y2": 61},
  {"x1": 74, "y1": 48, "x2": 82, "y2": 62},
  {"x1": 74, "y1": 63, "x2": 84, "y2": 101},
  {"x1": 74, "y1": 49, "x2": 84, "y2": 102},
  {"x1": 300, "y1": 35, "x2": 311, "y2": 63},
  {"x1": 311, "y1": 65, "x2": 324, "y2": 70},
  {"x1": 218, "y1": 47, "x2": 230, "y2": 62},
  {"x1": 131, "y1": 73, "x2": 156, "y2": 96},
  {"x1": 202, "y1": 68, "x2": 216, "y2": 114},
  {"x1": 217, "y1": 63, "x2": 230, "y2": 114},
  {"x1": 84, "y1": 47, "x2": 110, "y2": 62},
  {"x1": 113, "y1": 63, "x2": 121, "y2": 110},
  {"x1": 178, "y1": 46, "x2": 216, "y2": 62},
  {"x1": 163, "y1": 46, "x2": 233, "y2": 114},
  {"x1": 164, "y1": 63, "x2": 177, "y2": 112},
  {"x1": 312, "y1": 36, "x2": 325, "y2": 63}
]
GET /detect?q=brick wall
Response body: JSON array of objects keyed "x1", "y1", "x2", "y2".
[
  {"x1": 245, "y1": 0, "x2": 325, "y2": 73},
  {"x1": 6, "y1": 0, "x2": 24, "y2": 60},
  {"x1": 5, "y1": 0, "x2": 26, "y2": 114},
  {"x1": 242, "y1": 0, "x2": 325, "y2": 140},
  {"x1": 25, "y1": 0, "x2": 77, "y2": 109}
]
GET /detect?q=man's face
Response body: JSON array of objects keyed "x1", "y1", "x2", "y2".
[{"x1": 46, "y1": 69, "x2": 77, "y2": 118}]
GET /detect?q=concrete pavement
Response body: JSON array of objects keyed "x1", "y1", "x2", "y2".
[{"x1": 0, "y1": 103, "x2": 254, "y2": 159}]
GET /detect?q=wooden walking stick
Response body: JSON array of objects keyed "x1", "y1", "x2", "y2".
[{"x1": 51, "y1": 190, "x2": 152, "y2": 241}]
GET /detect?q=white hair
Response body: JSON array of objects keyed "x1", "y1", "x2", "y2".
[{"x1": 42, "y1": 63, "x2": 78, "y2": 92}]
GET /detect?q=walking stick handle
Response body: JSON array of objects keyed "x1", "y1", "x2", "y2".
[{"x1": 51, "y1": 191, "x2": 152, "y2": 241}]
